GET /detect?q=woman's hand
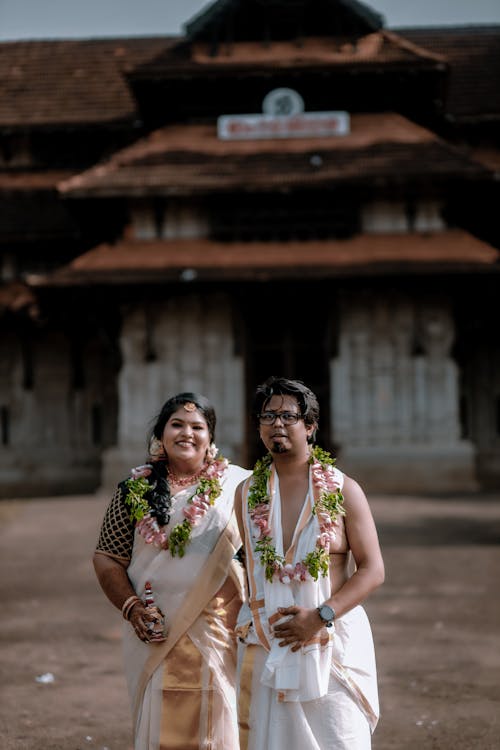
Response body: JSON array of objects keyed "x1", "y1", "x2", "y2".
[
  {"x1": 128, "y1": 602, "x2": 166, "y2": 643},
  {"x1": 273, "y1": 606, "x2": 324, "y2": 652},
  {"x1": 128, "y1": 601, "x2": 151, "y2": 642}
]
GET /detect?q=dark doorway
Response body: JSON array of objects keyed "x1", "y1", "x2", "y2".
[
  {"x1": 453, "y1": 280, "x2": 500, "y2": 488},
  {"x1": 240, "y1": 282, "x2": 334, "y2": 466}
]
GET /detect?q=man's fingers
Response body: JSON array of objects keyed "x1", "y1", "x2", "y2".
[{"x1": 278, "y1": 638, "x2": 303, "y2": 650}]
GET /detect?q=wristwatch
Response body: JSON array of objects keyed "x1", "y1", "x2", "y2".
[{"x1": 317, "y1": 604, "x2": 336, "y2": 628}]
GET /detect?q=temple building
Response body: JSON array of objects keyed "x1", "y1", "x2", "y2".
[{"x1": 1, "y1": 0, "x2": 499, "y2": 496}]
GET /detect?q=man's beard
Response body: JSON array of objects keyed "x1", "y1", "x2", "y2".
[{"x1": 270, "y1": 441, "x2": 289, "y2": 454}]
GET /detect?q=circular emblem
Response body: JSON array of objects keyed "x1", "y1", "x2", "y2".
[{"x1": 262, "y1": 88, "x2": 304, "y2": 117}]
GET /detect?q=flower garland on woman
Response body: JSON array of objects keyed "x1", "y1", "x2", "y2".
[{"x1": 124, "y1": 451, "x2": 228, "y2": 557}]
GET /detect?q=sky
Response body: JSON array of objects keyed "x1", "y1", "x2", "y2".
[{"x1": 0, "y1": 0, "x2": 500, "y2": 41}]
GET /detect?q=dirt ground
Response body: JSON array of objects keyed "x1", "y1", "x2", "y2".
[{"x1": 1, "y1": 490, "x2": 499, "y2": 750}]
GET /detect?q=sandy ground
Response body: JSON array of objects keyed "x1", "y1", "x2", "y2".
[{"x1": 1, "y1": 490, "x2": 499, "y2": 750}]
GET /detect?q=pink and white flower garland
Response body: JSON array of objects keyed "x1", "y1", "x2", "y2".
[
  {"x1": 249, "y1": 457, "x2": 343, "y2": 584},
  {"x1": 132, "y1": 457, "x2": 228, "y2": 552},
  {"x1": 311, "y1": 462, "x2": 342, "y2": 550}
]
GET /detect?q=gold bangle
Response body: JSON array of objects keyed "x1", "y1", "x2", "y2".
[
  {"x1": 123, "y1": 598, "x2": 141, "y2": 621},
  {"x1": 121, "y1": 595, "x2": 141, "y2": 621}
]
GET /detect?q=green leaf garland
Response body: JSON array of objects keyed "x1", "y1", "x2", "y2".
[
  {"x1": 124, "y1": 476, "x2": 151, "y2": 521},
  {"x1": 248, "y1": 445, "x2": 345, "y2": 582},
  {"x1": 168, "y1": 519, "x2": 192, "y2": 557}
]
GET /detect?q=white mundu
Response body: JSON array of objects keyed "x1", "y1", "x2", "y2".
[{"x1": 237, "y1": 465, "x2": 379, "y2": 750}]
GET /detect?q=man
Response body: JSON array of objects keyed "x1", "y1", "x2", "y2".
[{"x1": 235, "y1": 376, "x2": 384, "y2": 749}]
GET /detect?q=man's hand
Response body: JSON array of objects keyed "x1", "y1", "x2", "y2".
[{"x1": 273, "y1": 606, "x2": 324, "y2": 652}]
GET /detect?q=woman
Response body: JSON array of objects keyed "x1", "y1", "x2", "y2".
[
  {"x1": 235, "y1": 377, "x2": 384, "y2": 749},
  {"x1": 93, "y1": 392, "x2": 250, "y2": 750}
]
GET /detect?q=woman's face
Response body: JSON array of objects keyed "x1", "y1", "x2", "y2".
[{"x1": 161, "y1": 405, "x2": 211, "y2": 467}]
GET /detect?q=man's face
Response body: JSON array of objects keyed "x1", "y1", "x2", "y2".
[{"x1": 258, "y1": 394, "x2": 315, "y2": 454}]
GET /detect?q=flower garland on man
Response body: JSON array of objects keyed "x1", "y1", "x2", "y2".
[{"x1": 248, "y1": 446, "x2": 345, "y2": 583}]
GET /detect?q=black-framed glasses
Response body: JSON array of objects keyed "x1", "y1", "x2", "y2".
[{"x1": 258, "y1": 411, "x2": 302, "y2": 426}]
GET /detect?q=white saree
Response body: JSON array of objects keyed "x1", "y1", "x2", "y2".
[
  {"x1": 124, "y1": 463, "x2": 250, "y2": 750},
  {"x1": 237, "y1": 466, "x2": 379, "y2": 750}
]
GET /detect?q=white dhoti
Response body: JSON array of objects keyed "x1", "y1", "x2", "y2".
[{"x1": 238, "y1": 465, "x2": 379, "y2": 750}]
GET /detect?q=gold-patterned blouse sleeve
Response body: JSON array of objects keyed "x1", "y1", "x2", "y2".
[{"x1": 95, "y1": 484, "x2": 135, "y2": 562}]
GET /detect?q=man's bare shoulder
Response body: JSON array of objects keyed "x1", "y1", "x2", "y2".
[{"x1": 340, "y1": 473, "x2": 371, "y2": 509}]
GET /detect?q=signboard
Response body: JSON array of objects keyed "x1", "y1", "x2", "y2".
[
  {"x1": 217, "y1": 87, "x2": 350, "y2": 141},
  {"x1": 218, "y1": 111, "x2": 350, "y2": 140}
]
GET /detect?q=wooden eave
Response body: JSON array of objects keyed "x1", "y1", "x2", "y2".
[
  {"x1": 129, "y1": 30, "x2": 444, "y2": 80},
  {"x1": 31, "y1": 231, "x2": 499, "y2": 287},
  {"x1": 58, "y1": 114, "x2": 489, "y2": 198},
  {"x1": 0, "y1": 170, "x2": 76, "y2": 192}
]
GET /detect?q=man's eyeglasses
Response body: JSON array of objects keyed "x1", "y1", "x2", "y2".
[{"x1": 258, "y1": 411, "x2": 302, "y2": 426}]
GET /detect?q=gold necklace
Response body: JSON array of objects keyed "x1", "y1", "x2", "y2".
[{"x1": 167, "y1": 464, "x2": 207, "y2": 487}]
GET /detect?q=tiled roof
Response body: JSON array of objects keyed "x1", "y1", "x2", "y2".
[
  {"x1": 59, "y1": 113, "x2": 488, "y2": 197},
  {"x1": 1, "y1": 27, "x2": 492, "y2": 131},
  {"x1": 36, "y1": 230, "x2": 498, "y2": 285},
  {"x1": 396, "y1": 26, "x2": 500, "y2": 119},
  {"x1": 131, "y1": 30, "x2": 442, "y2": 78},
  {"x1": 1, "y1": 27, "x2": 496, "y2": 129},
  {"x1": 0, "y1": 37, "x2": 174, "y2": 128}
]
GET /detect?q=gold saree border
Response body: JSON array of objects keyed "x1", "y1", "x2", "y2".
[
  {"x1": 160, "y1": 633, "x2": 203, "y2": 749},
  {"x1": 237, "y1": 644, "x2": 257, "y2": 750}
]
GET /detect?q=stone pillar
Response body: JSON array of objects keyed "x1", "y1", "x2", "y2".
[
  {"x1": 0, "y1": 327, "x2": 115, "y2": 497},
  {"x1": 102, "y1": 292, "x2": 246, "y2": 488},
  {"x1": 330, "y1": 292, "x2": 477, "y2": 493}
]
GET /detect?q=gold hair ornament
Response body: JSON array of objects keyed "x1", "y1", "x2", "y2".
[{"x1": 149, "y1": 436, "x2": 166, "y2": 460}]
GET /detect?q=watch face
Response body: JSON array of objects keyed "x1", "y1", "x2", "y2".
[{"x1": 319, "y1": 604, "x2": 335, "y2": 622}]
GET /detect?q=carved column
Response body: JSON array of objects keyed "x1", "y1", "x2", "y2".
[
  {"x1": 330, "y1": 291, "x2": 477, "y2": 492},
  {"x1": 102, "y1": 292, "x2": 245, "y2": 488}
]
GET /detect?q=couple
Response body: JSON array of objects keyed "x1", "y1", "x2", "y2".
[{"x1": 93, "y1": 376, "x2": 384, "y2": 750}]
